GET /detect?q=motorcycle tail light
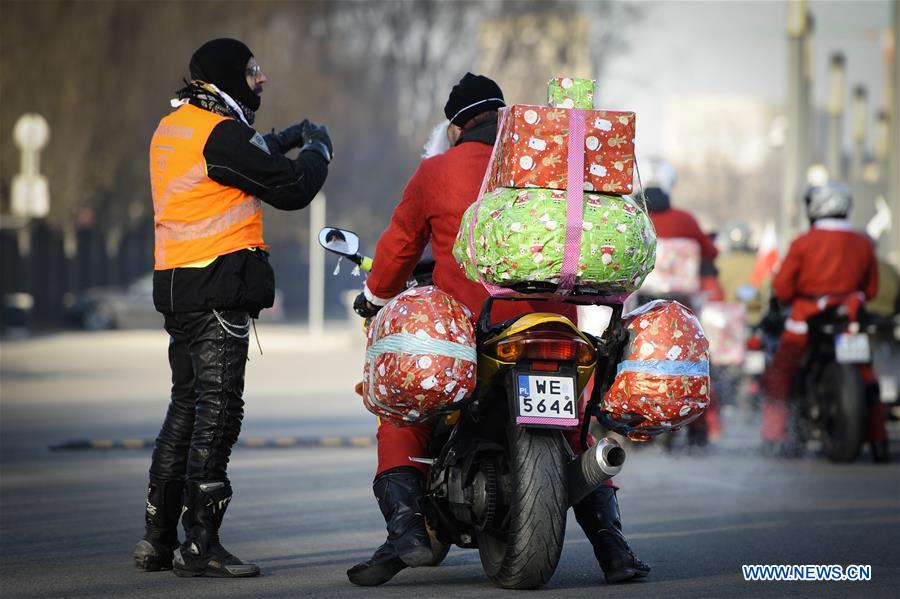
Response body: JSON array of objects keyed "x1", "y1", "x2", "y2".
[
  {"x1": 493, "y1": 330, "x2": 595, "y2": 366},
  {"x1": 524, "y1": 339, "x2": 578, "y2": 361},
  {"x1": 494, "y1": 338, "x2": 525, "y2": 361},
  {"x1": 746, "y1": 335, "x2": 762, "y2": 350},
  {"x1": 531, "y1": 360, "x2": 559, "y2": 372}
]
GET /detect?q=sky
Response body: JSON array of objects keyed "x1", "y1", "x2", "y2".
[{"x1": 602, "y1": 0, "x2": 893, "y2": 158}]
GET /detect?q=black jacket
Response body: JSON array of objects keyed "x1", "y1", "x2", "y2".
[{"x1": 152, "y1": 105, "x2": 328, "y2": 316}]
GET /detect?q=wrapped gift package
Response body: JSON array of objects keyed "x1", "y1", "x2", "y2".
[
  {"x1": 639, "y1": 237, "x2": 701, "y2": 295},
  {"x1": 547, "y1": 77, "x2": 595, "y2": 109},
  {"x1": 600, "y1": 300, "x2": 710, "y2": 441},
  {"x1": 486, "y1": 105, "x2": 636, "y2": 194},
  {"x1": 363, "y1": 286, "x2": 477, "y2": 424},
  {"x1": 453, "y1": 187, "x2": 656, "y2": 293},
  {"x1": 699, "y1": 301, "x2": 747, "y2": 366}
]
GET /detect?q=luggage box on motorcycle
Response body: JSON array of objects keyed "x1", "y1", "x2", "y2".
[
  {"x1": 453, "y1": 188, "x2": 656, "y2": 294},
  {"x1": 363, "y1": 286, "x2": 478, "y2": 424},
  {"x1": 699, "y1": 301, "x2": 746, "y2": 366},
  {"x1": 639, "y1": 237, "x2": 701, "y2": 295}
]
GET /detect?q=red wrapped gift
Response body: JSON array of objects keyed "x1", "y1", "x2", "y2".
[
  {"x1": 363, "y1": 286, "x2": 477, "y2": 424},
  {"x1": 601, "y1": 300, "x2": 710, "y2": 441},
  {"x1": 487, "y1": 105, "x2": 635, "y2": 194}
]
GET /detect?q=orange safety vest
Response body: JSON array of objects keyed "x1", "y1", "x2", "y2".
[{"x1": 150, "y1": 103, "x2": 266, "y2": 270}]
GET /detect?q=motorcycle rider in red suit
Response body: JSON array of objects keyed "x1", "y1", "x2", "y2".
[
  {"x1": 643, "y1": 169, "x2": 724, "y2": 444},
  {"x1": 347, "y1": 73, "x2": 649, "y2": 587},
  {"x1": 760, "y1": 182, "x2": 887, "y2": 460}
]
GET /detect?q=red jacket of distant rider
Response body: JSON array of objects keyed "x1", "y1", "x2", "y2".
[
  {"x1": 773, "y1": 218, "x2": 878, "y2": 326},
  {"x1": 648, "y1": 208, "x2": 719, "y2": 262},
  {"x1": 363, "y1": 117, "x2": 576, "y2": 323}
]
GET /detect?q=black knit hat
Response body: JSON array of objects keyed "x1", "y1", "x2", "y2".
[
  {"x1": 444, "y1": 73, "x2": 505, "y2": 127},
  {"x1": 189, "y1": 38, "x2": 260, "y2": 111}
]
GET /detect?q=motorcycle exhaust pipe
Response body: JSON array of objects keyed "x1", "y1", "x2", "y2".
[{"x1": 567, "y1": 437, "x2": 626, "y2": 507}]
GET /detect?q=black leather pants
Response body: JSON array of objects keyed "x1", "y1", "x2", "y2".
[{"x1": 149, "y1": 310, "x2": 249, "y2": 484}]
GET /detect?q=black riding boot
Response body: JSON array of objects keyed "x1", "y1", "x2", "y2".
[
  {"x1": 134, "y1": 479, "x2": 184, "y2": 571},
  {"x1": 574, "y1": 486, "x2": 650, "y2": 584},
  {"x1": 172, "y1": 481, "x2": 260, "y2": 578},
  {"x1": 347, "y1": 467, "x2": 432, "y2": 586}
]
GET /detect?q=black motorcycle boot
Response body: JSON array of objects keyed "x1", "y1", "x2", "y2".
[
  {"x1": 574, "y1": 486, "x2": 650, "y2": 584},
  {"x1": 172, "y1": 481, "x2": 260, "y2": 578},
  {"x1": 347, "y1": 542, "x2": 407, "y2": 586},
  {"x1": 134, "y1": 479, "x2": 184, "y2": 571},
  {"x1": 347, "y1": 467, "x2": 432, "y2": 586}
]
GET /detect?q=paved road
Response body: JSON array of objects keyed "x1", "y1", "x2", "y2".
[{"x1": 2, "y1": 327, "x2": 899, "y2": 598}]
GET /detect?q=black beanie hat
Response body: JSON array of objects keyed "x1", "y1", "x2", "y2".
[
  {"x1": 189, "y1": 38, "x2": 260, "y2": 111},
  {"x1": 444, "y1": 73, "x2": 505, "y2": 127}
]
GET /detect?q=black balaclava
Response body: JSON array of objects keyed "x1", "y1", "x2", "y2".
[
  {"x1": 189, "y1": 38, "x2": 260, "y2": 111},
  {"x1": 444, "y1": 73, "x2": 505, "y2": 127}
]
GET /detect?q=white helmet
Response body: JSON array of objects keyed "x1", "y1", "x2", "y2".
[
  {"x1": 640, "y1": 157, "x2": 676, "y2": 195},
  {"x1": 805, "y1": 181, "x2": 852, "y2": 220}
]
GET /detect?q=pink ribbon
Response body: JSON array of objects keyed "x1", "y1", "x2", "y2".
[{"x1": 557, "y1": 109, "x2": 586, "y2": 294}]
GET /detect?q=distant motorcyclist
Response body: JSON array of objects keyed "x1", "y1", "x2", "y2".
[
  {"x1": 640, "y1": 159, "x2": 723, "y2": 443},
  {"x1": 349, "y1": 73, "x2": 648, "y2": 586},
  {"x1": 760, "y1": 182, "x2": 887, "y2": 459},
  {"x1": 717, "y1": 220, "x2": 765, "y2": 325}
]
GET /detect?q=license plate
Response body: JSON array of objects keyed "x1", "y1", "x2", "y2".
[
  {"x1": 516, "y1": 374, "x2": 578, "y2": 427},
  {"x1": 835, "y1": 333, "x2": 871, "y2": 364},
  {"x1": 744, "y1": 350, "x2": 766, "y2": 375}
]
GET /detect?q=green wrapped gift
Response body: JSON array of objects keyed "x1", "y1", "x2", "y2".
[
  {"x1": 547, "y1": 77, "x2": 595, "y2": 109},
  {"x1": 453, "y1": 187, "x2": 656, "y2": 293}
]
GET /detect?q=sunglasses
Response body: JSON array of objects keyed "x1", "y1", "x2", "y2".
[{"x1": 245, "y1": 64, "x2": 264, "y2": 78}]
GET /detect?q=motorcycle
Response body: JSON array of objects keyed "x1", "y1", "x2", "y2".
[
  {"x1": 319, "y1": 227, "x2": 629, "y2": 589},
  {"x1": 762, "y1": 295, "x2": 879, "y2": 462}
]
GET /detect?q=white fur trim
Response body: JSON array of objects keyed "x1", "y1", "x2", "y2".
[
  {"x1": 785, "y1": 318, "x2": 808, "y2": 335},
  {"x1": 813, "y1": 218, "x2": 854, "y2": 232},
  {"x1": 422, "y1": 120, "x2": 452, "y2": 158},
  {"x1": 364, "y1": 282, "x2": 394, "y2": 307}
]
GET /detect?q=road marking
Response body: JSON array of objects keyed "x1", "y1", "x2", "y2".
[{"x1": 49, "y1": 436, "x2": 378, "y2": 451}]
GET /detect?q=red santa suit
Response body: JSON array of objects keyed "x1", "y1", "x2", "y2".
[
  {"x1": 647, "y1": 207, "x2": 724, "y2": 436},
  {"x1": 362, "y1": 115, "x2": 593, "y2": 477},
  {"x1": 760, "y1": 218, "x2": 882, "y2": 442}
]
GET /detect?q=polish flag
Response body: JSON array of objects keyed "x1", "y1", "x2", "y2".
[{"x1": 750, "y1": 221, "x2": 779, "y2": 286}]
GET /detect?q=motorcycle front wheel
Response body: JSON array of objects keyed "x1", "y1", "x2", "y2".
[{"x1": 476, "y1": 425, "x2": 567, "y2": 589}]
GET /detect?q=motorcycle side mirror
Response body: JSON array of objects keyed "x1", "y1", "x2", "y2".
[{"x1": 318, "y1": 227, "x2": 361, "y2": 261}]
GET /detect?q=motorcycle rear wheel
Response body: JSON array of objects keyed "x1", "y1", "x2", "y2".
[
  {"x1": 477, "y1": 425, "x2": 567, "y2": 589},
  {"x1": 818, "y1": 363, "x2": 866, "y2": 463}
]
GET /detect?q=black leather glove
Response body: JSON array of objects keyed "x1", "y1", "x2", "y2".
[
  {"x1": 300, "y1": 120, "x2": 334, "y2": 163},
  {"x1": 263, "y1": 120, "x2": 308, "y2": 154},
  {"x1": 353, "y1": 292, "x2": 381, "y2": 318}
]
